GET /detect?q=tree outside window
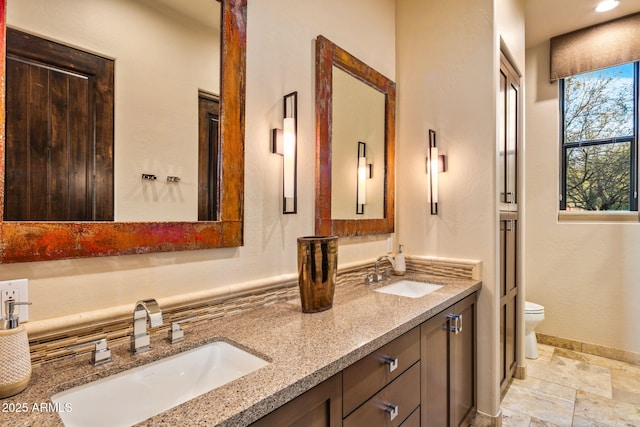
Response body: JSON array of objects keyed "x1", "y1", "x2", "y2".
[{"x1": 561, "y1": 63, "x2": 637, "y2": 211}]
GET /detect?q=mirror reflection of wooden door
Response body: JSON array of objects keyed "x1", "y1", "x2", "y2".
[
  {"x1": 4, "y1": 28, "x2": 114, "y2": 221},
  {"x1": 198, "y1": 93, "x2": 220, "y2": 221}
]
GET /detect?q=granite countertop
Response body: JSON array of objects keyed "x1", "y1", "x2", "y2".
[{"x1": 1, "y1": 273, "x2": 481, "y2": 426}]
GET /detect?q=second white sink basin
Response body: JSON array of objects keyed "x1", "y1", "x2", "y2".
[
  {"x1": 51, "y1": 341, "x2": 269, "y2": 427},
  {"x1": 374, "y1": 280, "x2": 443, "y2": 298}
]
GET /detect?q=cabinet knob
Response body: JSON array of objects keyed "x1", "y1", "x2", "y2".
[
  {"x1": 447, "y1": 313, "x2": 463, "y2": 334},
  {"x1": 384, "y1": 403, "x2": 399, "y2": 421},
  {"x1": 384, "y1": 356, "x2": 398, "y2": 372}
]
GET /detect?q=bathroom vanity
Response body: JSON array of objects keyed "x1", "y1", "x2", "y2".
[
  {"x1": 253, "y1": 293, "x2": 476, "y2": 426},
  {"x1": 1, "y1": 273, "x2": 480, "y2": 426}
]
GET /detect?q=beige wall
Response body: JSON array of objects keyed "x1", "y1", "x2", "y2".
[
  {"x1": 0, "y1": 0, "x2": 396, "y2": 320},
  {"x1": 396, "y1": 0, "x2": 524, "y2": 419},
  {"x1": 525, "y1": 42, "x2": 640, "y2": 354}
]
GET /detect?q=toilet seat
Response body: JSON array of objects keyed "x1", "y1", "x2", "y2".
[{"x1": 525, "y1": 301, "x2": 544, "y2": 314}]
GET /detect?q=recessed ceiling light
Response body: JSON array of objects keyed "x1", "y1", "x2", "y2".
[{"x1": 595, "y1": 0, "x2": 620, "y2": 12}]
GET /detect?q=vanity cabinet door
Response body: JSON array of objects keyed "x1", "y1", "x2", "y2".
[
  {"x1": 449, "y1": 294, "x2": 476, "y2": 426},
  {"x1": 421, "y1": 293, "x2": 477, "y2": 427},
  {"x1": 421, "y1": 308, "x2": 449, "y2": 426},
  {"x1": 250, "y1": 373, "x2": 342, "y2": 427}
]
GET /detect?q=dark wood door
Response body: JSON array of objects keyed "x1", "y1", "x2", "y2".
[
  {"x1": 198, "y1": 93, "x2": 220, "y2": 221},
  {"x1": 4, "y1": 28, "x2": 114, "y2": 221},
  {"x1": 250, "y1": 373, "x2": 342, "y2": 427},
  {"x1": 500, "y1": 214, "x2": 518, "y2": 393},
  {"x1": 499, "y1": 51, "x2": 521, "y2": 394}
]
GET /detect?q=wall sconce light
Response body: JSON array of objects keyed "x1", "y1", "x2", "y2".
[
  {"x1": 356, "y1": 141, "x2": 369, "y2": 214},
  {"x1": 272, "y1": 91, "x2": 298, "y2": 214},
  {"x1": 428, "y1": 129, "x2": 447, "y2": 215}
]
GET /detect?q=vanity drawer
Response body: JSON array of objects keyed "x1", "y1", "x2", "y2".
[
  {"x1": 343, "y1": 326, "x2": 420, "y2": 416},
  {"x1": 400, "y1": 407, "x2": 421, "y2": 427},
  {"x1": 343, "y1": 362, "x2": 420, "y2": 427}
]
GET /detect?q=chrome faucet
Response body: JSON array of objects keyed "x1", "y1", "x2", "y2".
[
  {"x1": 374, "y1": 255, "x2": 396, "y2": 282},
  {"x1": 131, "y1": 299, "x2": 164, "y2": 354}
]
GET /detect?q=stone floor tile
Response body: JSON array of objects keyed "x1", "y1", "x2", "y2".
[
  {"x1": 535, "y1": 344, "x2": 555, "y2": 363},
  {"x1": 511, "y1": 376, "x2": 576, "y2": 401},
  {"x1": 529, "y1": 417, "x2": 562, "y2": 427},
  {"x1": 611, "y1": 364, "x2": 640, "y2": 406},
  {"x1": 501, "y1": 407, "x2": 531, "y2": 427},
  {"x1": 527, "y1": 354, "x2": 612, "y2": 399},
  {"x1": 503, "y1": 345, "x2": 640, "y2": 426},
  {"x1": 501, "y1": 382, "x2": 574, "y2": 426},
  {"x1": 555, "y1": 348, "x2": 634, "y2": 371},
  {"x1": 573, "y1": 390, "x2": 640, "y2": 426},
  {"x1": 571, "y1": 414, "x2": 612, "y2": 427}
]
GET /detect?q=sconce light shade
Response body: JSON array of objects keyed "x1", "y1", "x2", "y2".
[
  {"x1": 283, "y1": 117, "x2": 296, "y2": 198},
  {"x1": 428, "y1": 129, "x2": 446, "y2": 215},
  {"x1": 272, "y1": 91, "x2": 298, "y2": 214},
  {"x1": 356, "y1": 141, "x2": 367, "y2": 214},
  {"x1": 358, "y1": 156, "x2": 367, "y2": 204},
  {"x1": 430, "y1": 145, "x2": 439, "y2": 206}
]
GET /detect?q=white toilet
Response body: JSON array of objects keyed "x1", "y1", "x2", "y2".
[{"x1": 524, "y1": 301, "x2": 545, "y2": 359}]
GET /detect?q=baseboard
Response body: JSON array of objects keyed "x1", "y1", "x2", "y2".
[
  {"x1": 537, "y1": 333, "x2": 640, "y2": 365},
  {"x1": 472, "y1": 409, "x2": 502, "y2": 427},
  {"x1": 515, "y1": 364, "x2": 526, "y2": 379}
]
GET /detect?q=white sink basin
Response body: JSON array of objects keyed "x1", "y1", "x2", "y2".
[
  {"x1": 374, "y1": 280, "x2": 443, "y2": 298},
  {"x1": 51, "y1": 341, "x2": 269, "y2": 427}
]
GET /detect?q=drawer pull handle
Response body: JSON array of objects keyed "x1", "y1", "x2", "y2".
[
  {"x1": 385, "y1": 403, "x2": 399, "y2": 421},
  {"x1": 447, "y1": 313, "x2": 463, "y2": 334},
  {"x1": 384, "y1": 356, "x2": 398, "y2": 372}
]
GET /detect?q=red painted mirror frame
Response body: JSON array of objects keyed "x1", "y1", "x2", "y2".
[{"x1": 0, "y1": 0, "x2": 246, "y2": 263}]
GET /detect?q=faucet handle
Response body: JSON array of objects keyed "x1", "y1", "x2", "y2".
[
  {"x1": 67, "y1": 338, "x2": 112, "y2": 366},
  {"x1": 168, "y1": 316, "x2": 198, "y2": 344},
  {"x1": 363, "y1": 273, "x2": 375, "y2": 285},
  {"x1": 376, "y1": 270, "x2": 389, "y2": 282}
]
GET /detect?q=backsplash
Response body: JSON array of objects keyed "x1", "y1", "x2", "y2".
[{"x1": 27, "y1": 256, "x2": 479, "y2": 366}]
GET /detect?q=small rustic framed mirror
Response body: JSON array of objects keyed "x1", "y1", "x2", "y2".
[{"x1": 315, "y1": 35, "x2": 395, "y2": 237}]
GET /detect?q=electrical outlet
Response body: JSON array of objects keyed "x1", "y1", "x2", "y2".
[{"x1": 0, "y1": 279, "x2": 29, "y2": 321}]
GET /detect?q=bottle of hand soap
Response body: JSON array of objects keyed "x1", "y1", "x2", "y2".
[
  {"x1": 393, "y1": 244, "x2": 406, "y2": 276},
  {"x1": 0, "y1": 299, "x2": 32, "y2": 398}
]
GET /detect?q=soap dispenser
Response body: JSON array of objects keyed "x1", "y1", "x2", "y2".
[
  {"x1": 393, "y1": 244, "x2": 406, "y2": 276},
  {"x1": 0, "y1": 299, "x2": 32, "y2": 398}
]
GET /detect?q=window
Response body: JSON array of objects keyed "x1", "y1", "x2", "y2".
[{"x1": 560, "y1": 63, "x2": 638, "y2": 211}]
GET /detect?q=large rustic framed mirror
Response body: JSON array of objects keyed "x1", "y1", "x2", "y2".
[
  {"x1": 315, "y1": 35, "x2": 395, "y2": 237},
  {"x1": 0, "y1": 0, "x2": 246, "y2": 263}
]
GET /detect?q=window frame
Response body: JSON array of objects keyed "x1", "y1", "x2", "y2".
[{"x1": 559, "y1": 62, "x2": 639, "y2": 212}]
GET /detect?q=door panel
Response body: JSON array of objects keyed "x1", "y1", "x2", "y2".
[
  {"x1": 5, "y1": 28, "x2": 113, "y2": 221},
  {"x1": 499, "y1": 51, "x2": 520, "y2": 395}
]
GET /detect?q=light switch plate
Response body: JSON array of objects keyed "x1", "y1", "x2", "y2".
[{"x1": 0, "y1": 278, "x2": 29, "y2": 321}]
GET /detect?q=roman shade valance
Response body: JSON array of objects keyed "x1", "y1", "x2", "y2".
[{"x1": 550, "y1": 12, "x2": 640, "y2": 81}]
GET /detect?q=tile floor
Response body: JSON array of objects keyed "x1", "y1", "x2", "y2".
[{"x1": 501, "y1": 344, "x2": 640, "y2": 426}]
